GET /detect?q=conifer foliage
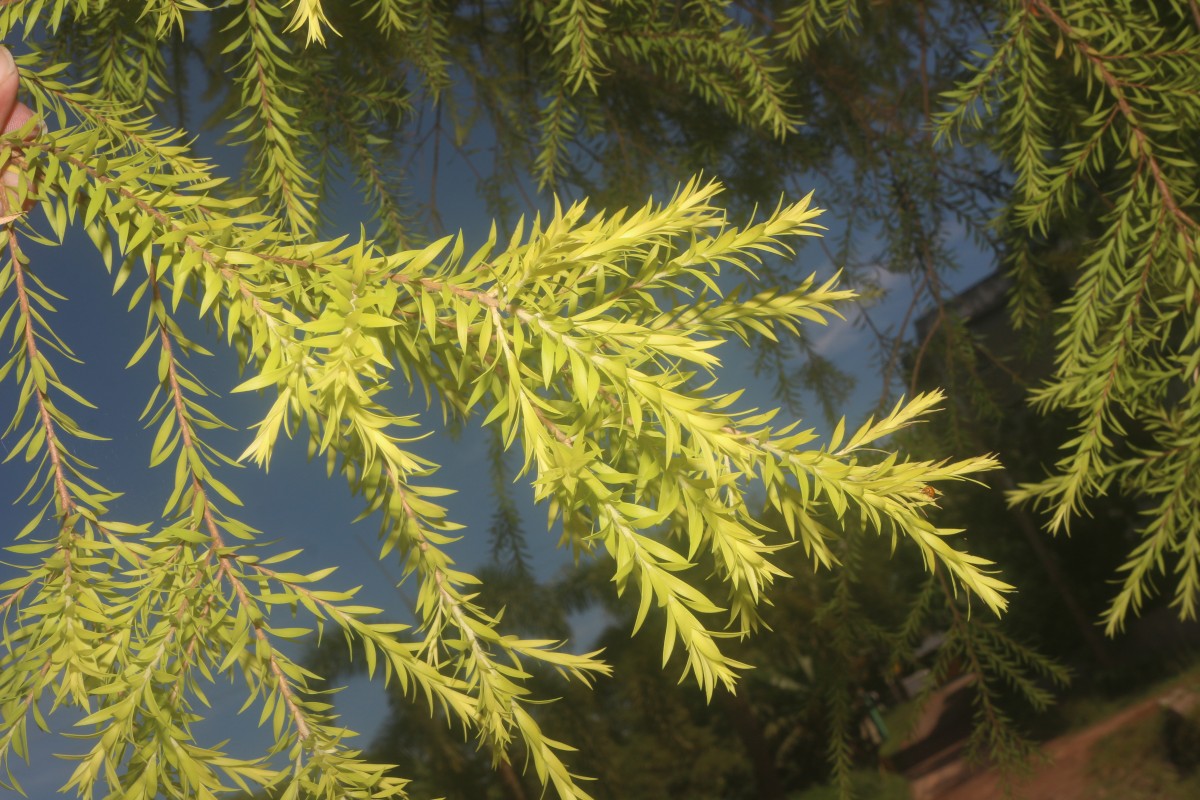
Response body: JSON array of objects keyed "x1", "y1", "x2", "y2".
[
  {"x1": 7, "y1": 0, "x2": 1196, "y2": 797},
  {"x1": 942, "y1": 0, "x2": 1200, "y2": 634},
  {"x1": 0, "y1": 3, "x2": 1013, "y2": 798}
]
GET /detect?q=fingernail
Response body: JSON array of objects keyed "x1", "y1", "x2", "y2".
[{"x1": 0, "y1": 48, "x2": 14, "y2": 80}]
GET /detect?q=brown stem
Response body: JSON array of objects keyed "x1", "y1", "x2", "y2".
[
  {"x1": 9, "y1": 232, "x2": 75, "y2": 519},
  {"x1": 497, "y1": 758, "x2": 529, "y2": 800},
  {"x1": 1027, "y1": 0, "x2": 1197, "y2": 230},
  {"x1": 151, "y1": 269, "x2": 313, "y2": 741},
  {"x1": 907, "y1": 0, "x2": 952, "y2": 398},
  {"x1": 244, "y1": 0, "x2": 308, "y2": 225}
]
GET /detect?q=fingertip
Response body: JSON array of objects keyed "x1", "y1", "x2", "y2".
[
  {"x1": 5, "y1": 102, "x2": 34, "y2": 134},
  {"x1": 0, "y1": 47, "x2": 17, "y2": 131}
]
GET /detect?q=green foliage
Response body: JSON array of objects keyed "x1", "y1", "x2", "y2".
[
  {"x1": 302, "y1": 512, "x2": 1049, "y2": 799},
  {"x1": 698, "y1": 0, "x2": 1200, "y2": 656},
  {"x1": 0, "y1": 3, "x2": 1015, "y2": 799},
  {"x1": 8, "y1": 0, "x2": 1194, "y2": 797},
  {"x1": 934, "y1": 0, "x2": 1200, "y2": 634}
]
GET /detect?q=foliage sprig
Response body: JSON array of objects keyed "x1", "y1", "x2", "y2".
[{"x1": 0, "y1": 2, "x2": 1021, "y2": 798}]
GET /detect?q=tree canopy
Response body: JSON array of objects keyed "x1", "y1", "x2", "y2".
[{"x1": 2, "y1": 1, "x2": 1199, "y2": 798}]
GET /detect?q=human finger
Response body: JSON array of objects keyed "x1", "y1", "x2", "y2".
[
  {"x1": 0, "y1": 46, "x2": 17, "y2": 131},
  {"x1": 0, "y1": 47, "x2": 37, "y2": 223},
  {"x1": 0, "y1": 47, "x2": 36, "y2": 135}
]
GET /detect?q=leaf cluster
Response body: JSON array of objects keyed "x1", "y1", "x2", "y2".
[
  {"x1": 0, "y1": 2, "x2": 1032, "y2": 799},
  {"x1": 935, "y1": 0, "x2": 1200, "y2": 633}
]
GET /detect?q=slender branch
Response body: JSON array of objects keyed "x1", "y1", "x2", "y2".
[
  {"x1": 149, "y1": 269, "x2": 313, "y2": 742},
  {"x1": 9, "y1": 231, "x2": 75, "y2": 519},
  {"x1": 1027, "y1": 0, "x2": 1198, "y2": 231}
]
